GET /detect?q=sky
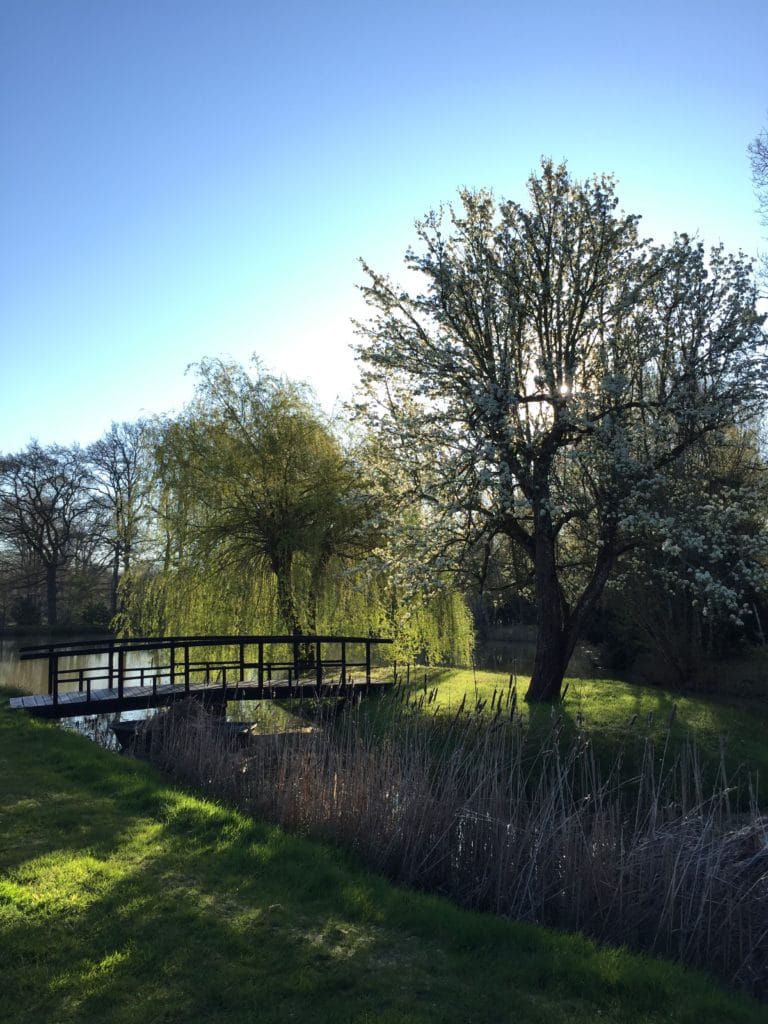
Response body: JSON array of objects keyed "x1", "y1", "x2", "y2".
[{"x1": 1, "y1": 0, "x2": 766, "y2": 452}]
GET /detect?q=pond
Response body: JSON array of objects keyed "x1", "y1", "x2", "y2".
[
  {"x1": 0, "y1": 634, "x2": 306, "y2": 750},
  {"x1": 0, "y1": 632, "x2": 116, "y2": 695},
  {"x1": 0, "y1": 633, "x2": 158, "y2": 750}
]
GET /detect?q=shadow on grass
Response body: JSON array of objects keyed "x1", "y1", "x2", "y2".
[
  {"x1": 3, "y1": 776, "x2": 761, "y2": 1024},
  {"x1": 407, "y1": 669, "x2": 766, "y2": 804},
  {"x1": 2, "y1": 691, "x2": 766, "y2": 1023}
]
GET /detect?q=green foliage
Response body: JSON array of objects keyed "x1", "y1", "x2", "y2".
[
  {"x1": 149, "y1": 357, "x2": 377, "y2": 633},
  {"x1": 390, "y1": 587, "x2": 474, "y2": 666},
  {"x1": 118, "y1": 356, "x2": 474, "y2": 666},
  {"x1": 9, "y1": 595, "x2": 41, "y2": 627},
  {"x1": 604, "y1": 427, "x2": 768, "y2": 682},
  {"x1": 80, "y1": 600, "x2": 111, "y2": 627},
  {"x1": 121, "y1": 557, "x2": 474, "y2": 667}
]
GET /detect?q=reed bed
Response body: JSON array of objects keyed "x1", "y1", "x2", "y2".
[{"x1": 140, "y1": 687, "x2": 768, "y2": 999}]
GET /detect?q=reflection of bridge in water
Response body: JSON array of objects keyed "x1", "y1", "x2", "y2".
[{"x1": 8, "y1": 633, "x2": 394, "y2": 719}]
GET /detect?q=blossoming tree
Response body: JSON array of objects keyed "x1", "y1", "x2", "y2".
[{"x1": 355, "y1": 161, "x2": 767, "y2": 701}]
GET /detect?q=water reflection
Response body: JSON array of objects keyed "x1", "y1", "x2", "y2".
[
  {"x1": 59, "y1": 712, "x2": 122, "y2": 750},
  {"x1": 0, "y1": 634, "x2": 55, "y2": 695},
  {"x1": 0, "y1": 633, "x2": 160, "y2": 751},
  {"x1": 0, "y1": 635, "x2": 302, "y2": 752},
  {"x1": 1, "y1": 630, "x2": 317, "y2": 753},
  {"x1": 0, "y1": 632, "x2": 117, "y2": 695}
]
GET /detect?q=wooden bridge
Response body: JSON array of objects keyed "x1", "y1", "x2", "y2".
[{"x1": 7, "y1": 633, "x2": 394, "y2": 719}]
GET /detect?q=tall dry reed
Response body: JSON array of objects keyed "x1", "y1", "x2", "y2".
[{"x1": 140, "y1": 691, "x2": 768, "y2": 999}]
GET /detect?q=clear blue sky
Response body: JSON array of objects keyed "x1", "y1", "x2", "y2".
[{"x1": 1, "y1": 0, "x2": 766, "y2": 452}]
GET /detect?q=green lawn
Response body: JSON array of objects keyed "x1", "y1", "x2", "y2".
[
  {"x1": 413, "y1": 668, "x2": 768, "y2": 799},
  {"x1": 1, "y1": 688, "x2": 765, "y2": 1023}
]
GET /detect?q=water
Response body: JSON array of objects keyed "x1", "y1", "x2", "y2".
[
  {"x1": 0, "y1": 633, "x2": 54, "y2": 694},
  {"x1": 0, "y1": 632, "x2": 120, "y2": 694},
  {"x1": 0, "y1": 634, "x2": 300, "y2": 750},
  {"x1": 0, "y1": 633, "x2": 159, "y2": 751}
]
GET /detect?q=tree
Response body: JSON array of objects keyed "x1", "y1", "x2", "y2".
[
  {"x1": 604, "y1": 427, "x2": 768, "y2": 683},
  {"x1": 152, "y1": 358, "x2": 376, "y2": 633},
  {"x1": 356, "y1": 160, "x2": 767, "y2": 701},
  {"x1": 88, "y1": 420, "x2": 149, "y2": 618},
  {"x1": 0, "y1": 442, "x2": 99, "y2": 625},
  {"x1": 749, "y1": 123, "x2": 768, "y2": 284}
]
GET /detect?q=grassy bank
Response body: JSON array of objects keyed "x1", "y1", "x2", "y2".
[
  {"x1": 1, "y1": 689, "x2": 765, "y2": 1023},
  {"x1": 410, "y1": 667, "x2": 768, "y2": 794}
]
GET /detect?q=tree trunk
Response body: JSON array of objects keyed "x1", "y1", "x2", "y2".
[
  {"x1": 524, "y1": 510, "x2": 615, "y2": 702},
  {"x1": 525, "y1": 525, "x2": 575, "y2": 702},
  {"x1": 116, "y1": 541, "x2": 132, "y2": 618},
  {"x1": 110, "y1": 544, "x2": 120, "y2": 618},
  {"x1": 528, "y1": 557, "x2": 573, "y2": 700},
  {"x1": 273, "y1": 552, "x2": 301, "y2": 633},
  {"x1": 45, "y1": 562, "x2": 58, "y2": 626},
  {"x1": 526, "y1": 612, "x2": 580, "y2": 701}
]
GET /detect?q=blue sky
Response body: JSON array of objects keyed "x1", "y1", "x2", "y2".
[{"x1": 1, "y1": 0, "x2": 766, "y2": 452}]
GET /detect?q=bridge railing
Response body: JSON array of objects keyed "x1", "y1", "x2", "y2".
[{"x1": 19, "y1": 633, "x2": 393, "y2": 708}]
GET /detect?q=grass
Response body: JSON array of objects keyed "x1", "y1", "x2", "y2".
[
  {"x1": 1, "y1": 688, "x2": 766, "y2": 1023},
  {"x1": 412, "y1": 667, "x2": 768, "y2": 798},
  {"x1": 140, "y1": 686, "x2": 767, "y2": 999}
]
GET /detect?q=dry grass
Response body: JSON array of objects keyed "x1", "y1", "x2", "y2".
[{"x1": 140, "y1": 690, "x2": 768, "y2": 1000}]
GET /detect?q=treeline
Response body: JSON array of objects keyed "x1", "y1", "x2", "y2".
[
  {"x1": 2, "y1": 354, "x2": 767, "y2": 682},
  {"x1": 4, "y1": 159, "x2": 768, "y2": 691},
  {"x1": 0, "y1": 358, "x2": 473, "y2": 665},
  {"x1": 0, "y1": 422, "x2": 144, "y2": 630}
]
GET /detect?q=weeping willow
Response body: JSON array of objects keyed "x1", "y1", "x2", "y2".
[
  {"x1": 116, "y1": 358, "x2": 474, "y2": 666},
  {"x1": 119, "y1": 557, "x2": 473, "y2": 667}
]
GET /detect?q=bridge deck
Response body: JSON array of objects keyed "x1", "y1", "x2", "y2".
[
  {"x1": 8, "y1": 676, "x2": 392, "y2": 719},
  {"x1": 6, "y1": 633, "x2": 394, "y2": 719}
]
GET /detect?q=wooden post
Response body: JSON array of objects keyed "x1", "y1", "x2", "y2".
[
  {"x1": 117, "y1": 647, "x2": 125, "y2": 701},
  {"x1": 293, "y1": 629, "x2": 300, "y2": 682},
  {"x1": 14, "y1": 632, "x2": 393, "y2": 717}
]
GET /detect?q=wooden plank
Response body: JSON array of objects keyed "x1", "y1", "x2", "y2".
[{"x1": 7, "y1": 672, "x2": 393, "y2": 719}]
